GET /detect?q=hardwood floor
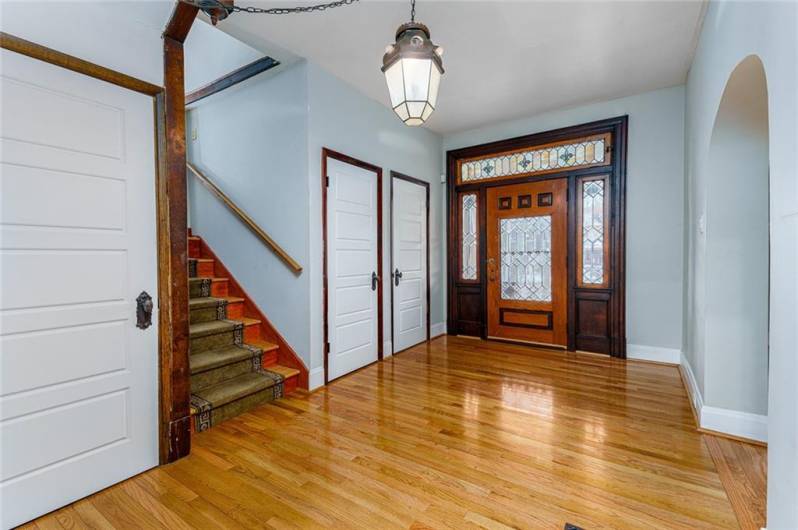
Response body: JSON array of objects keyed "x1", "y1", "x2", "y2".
[
  {"x1": 24, "y1": 336, "x2": 764, "y2": 529},
  {"x1": 704, "y1": 435, "x2": 767, "y2": 530}
]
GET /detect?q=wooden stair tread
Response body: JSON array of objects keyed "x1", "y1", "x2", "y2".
[
  {"x1": 189, "y1": 319, "x2": 238, "y2": 338},
  {"x1": 239, "y1": 316, "x2": 261, "y2": 327},
  {"x1": 189, "y1": 276, "x2": 228, "y2": 283},
  {"x1": 190, "y1": 345, "x2": 255, "y2": 374},
  {"x1": 189, "y1": 296, "x2": 243, "y2": 309},
  {"x1": 188, "y1": 296, "x2": 225, "y2": 309},
  {"x1": 266, "y1": 364, "x2": 300, "y2": 379},
  {"x1": 246, "y1": 339, "x2": 279, "y2": 352},
  {"x1": 193, "y1": 371, "x2": 282, "y2": 409},
  {"x1": 188, "y1": 236, "x2": 200, "y2": 242},
  {"x1": 188, "y1": 257, "x2": 213, "y2": 262},
  {"x1": 222, "y1": 296, "x2": 245, "y2": 304}
]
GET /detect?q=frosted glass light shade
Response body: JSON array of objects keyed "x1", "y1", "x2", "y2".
[
  {"x1": 384, "y1": 58, "x2": 441, "y2": 126},
  {"x1": 382, "y1": 22, "x2": 444, "y2": 127}
]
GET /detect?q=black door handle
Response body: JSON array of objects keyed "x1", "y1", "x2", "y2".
[
  {"x1": 136, "y1": 291, "x2": 153, "y2": 330},
  {"x1": 371, "y1": 271, "x2": 379, "y2": 291},
  {"x1": 393, "y1": 268, "x2": 403, "y2": 286}
]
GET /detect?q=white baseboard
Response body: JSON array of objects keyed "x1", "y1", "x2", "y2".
[
  {"x1": 627, "y1": 343, "x2": 681, "y2": 364},
  {"x1": 309, "y1": 367, "x2": 324, "y2": 391},
  {"x1": 430, "y1": 322, "x2": 446, "y2": 338},
  {"x1": 679, "y1": 352, "x2": 767, "y2": 443},
  {"x1": 680, "y1": 352, "x2": 704, "y2": 416},
  {"x1": 701, "y1": 406, "x2": 768, "y2": 443},
  {"x1": 310, "y1": 339, "x2": 397, "y2": 390}
]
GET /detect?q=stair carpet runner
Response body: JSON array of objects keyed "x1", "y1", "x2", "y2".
[{"x1": 188, "y1": 235, "x2": 293, "y2": 432}]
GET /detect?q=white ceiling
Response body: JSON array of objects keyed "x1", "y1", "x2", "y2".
[{"x1": 213, "y1": 0, "x2": 706, "y2": 134}]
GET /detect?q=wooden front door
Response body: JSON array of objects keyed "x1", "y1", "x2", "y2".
[{"x1": 486, "y1": 179, "x2": 568, "y2": 346}]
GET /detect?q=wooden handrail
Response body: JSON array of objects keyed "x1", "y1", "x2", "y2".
[{"x1": 187, "y1": 163, "x2": 303, "y2": 274}]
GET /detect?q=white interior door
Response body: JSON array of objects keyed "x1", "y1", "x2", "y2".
[
  {"x1": 326, "y1": 158, "x2": 379, "y2": 381},
  {"x1": 391, "y1": 177, "x2": 428, "y2": 352},
  {"x1": 0, "y1": 49, "x2": 158, "y2": 528}
]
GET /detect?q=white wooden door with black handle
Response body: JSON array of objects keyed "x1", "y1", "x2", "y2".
[
  {"x1": 391, "y1": 177, "x2": 427, "y2": 353},
  {"x1": 326, "y1": 158, "x2": 379, "y2": 381}
]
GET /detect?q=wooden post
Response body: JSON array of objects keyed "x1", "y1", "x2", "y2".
[{"x1": 159, "y1": 1, "x2": 198, "y2": 464}]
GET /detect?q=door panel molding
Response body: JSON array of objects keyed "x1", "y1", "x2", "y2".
[
  {"x1": 447, "y1": 116, "x2": 627, "y2": 357},
  {"x1": 322, "y1": 149, "x2": 383, "y2": 384},
  {"x1": 499, "y1": 308, "x2": 554, "y2": 330},
  {"x1": 390, "y1": 171, "x2": 431, "y2": 353}
]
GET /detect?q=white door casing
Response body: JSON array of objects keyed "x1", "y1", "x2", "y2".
[
  {"x1": 0, "y1": 49, "x2": 158, "y2": 528},
  {"x1": 326, "y1": 158, "x2": 380, "y2": 381},
  {"x1": 391, "y1": 177, "x2": 428, "y2": 353}
]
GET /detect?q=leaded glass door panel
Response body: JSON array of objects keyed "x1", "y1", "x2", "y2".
[{"x1": 486, "y1": 179, "x2": 568, "y2": 347}]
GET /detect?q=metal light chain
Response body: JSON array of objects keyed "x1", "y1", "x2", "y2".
[
  {"x1": 183, "y1": 0, "x2": 359, "y2": 16},
  {"x1": 410, "y1": 0, "x2": 415, "y2": 22},
  {"x1": 232, "y1": 0, "x2": 358, "y2": 14}
]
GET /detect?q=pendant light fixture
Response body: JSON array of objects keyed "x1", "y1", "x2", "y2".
[
  {"x1": 185, "y1": 0, "x2": 445, "y2": 126},
  {"x1": 381, "y1": 0, "x2": 444, "y2": 126}
]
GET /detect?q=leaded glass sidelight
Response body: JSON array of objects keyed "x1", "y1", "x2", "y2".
[
  {"x1": 461, "y1": 194, "x2": 478, "y2": 280},
  {"x1": 500, "y1": 216, "x2": 552, "y2": 301},
  {"x1": 582, "y1": 180, "x2": 605, "y2": 284}
]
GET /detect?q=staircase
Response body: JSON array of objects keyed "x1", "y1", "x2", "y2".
[{"x1": 187, "y1": 232, "x2": 300, "y2": 432}]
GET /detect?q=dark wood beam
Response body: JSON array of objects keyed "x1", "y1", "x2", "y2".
[
  {"x1": 158, "y1": 1, "x2": 199, "y2": 464},
  {"x1": 163, "y1": 1, "x2": 199, "y2": 43},
  {"x1": 0, "y1": 32, "x2": 161, "y2": 95},
  {"x1": 186, "y1": 56, "x2": 280, "y2": 105}
]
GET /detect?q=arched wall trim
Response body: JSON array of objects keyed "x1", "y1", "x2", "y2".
[{"x1": 700, "y1": 54, "x2": 770, "y2": 426}]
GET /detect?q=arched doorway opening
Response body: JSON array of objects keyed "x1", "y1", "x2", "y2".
[{"x1": 704, "y1": 55, "x2": 770, "y2": 432}]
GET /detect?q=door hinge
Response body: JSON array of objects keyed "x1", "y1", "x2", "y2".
[
  {"x1": 325, "y1": 176, "x2": 330, "y2": 187},
  {"x1": 325, "y1": 342, "x2": 330, "y2": 354}
]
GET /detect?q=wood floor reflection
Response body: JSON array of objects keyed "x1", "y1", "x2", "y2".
[{"x1": 25, "y1": 336, "x2": 765, "y2": 529}]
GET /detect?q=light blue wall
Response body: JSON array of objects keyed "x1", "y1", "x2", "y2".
[
  {"x1": 187, "y1": 61, "x2": 311, "y2": 363},
  {"x1": 184, "y1": 21, "x2": 263, "y2": 93},
  {"x1": 444, "y1": 86, "x2": 687, "y2": 353},
  {"x1": 306, "y1": 63, "x2": 445, "y2": 383},
  {"x1": 683, "y1": 2, "x2": 797, "y2": 524},
  {"x1": 0, "y1": 1, "x2": 169, "y2": 85}
]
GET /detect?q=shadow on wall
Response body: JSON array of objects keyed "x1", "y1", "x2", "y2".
[{"x1": 704, "y1": 55, "x2": 769, "y2": 418}]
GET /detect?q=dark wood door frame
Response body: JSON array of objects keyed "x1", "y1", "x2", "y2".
[
  {"x1": 322, "y1": 148, "x2": 384, "y2": 385},
  {"x1": 446, "y1": 116, "x2": 628, "y2": 357},
  {"x1": 390, "y1": 171, "x2": 431, "y2": 354}
]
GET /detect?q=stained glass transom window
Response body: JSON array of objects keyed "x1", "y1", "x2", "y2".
[
  {"x1": 500, "y1": 216, "x2": 552, "y2": 301},
  {"x1": 461, "y1": 193, "x2": 478, "y2": 280},
  {"x1": 460, "y1": 136, "x2": 607, "y2": 183},
  {"x1": 582, "y1": 180, "x2": 605, "y2": 284}
]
